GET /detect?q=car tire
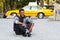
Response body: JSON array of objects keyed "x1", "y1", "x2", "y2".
[
  {"x1": 38, "y1": 13, "x2": 44, "y2": 19},
  {"x1": 3, "y1": 14, "x2": 7, "y2": 18}
]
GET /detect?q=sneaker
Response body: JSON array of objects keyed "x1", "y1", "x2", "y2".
[
  {"x1": 27, "y1": 32, "x2": 32, "y2": 37},
  {"x1": 22, "y1": 33, "x2": 27, "y2": 37},
  {"x1": 26, "y1": 29, "x2": 29, "y2": 33}
]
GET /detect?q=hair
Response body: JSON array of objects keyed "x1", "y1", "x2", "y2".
[{"x1": 19, "y1": 9, "x2": 24, "y2": 12}]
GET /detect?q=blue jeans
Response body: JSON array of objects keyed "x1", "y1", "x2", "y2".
[{"x1": 14, "y1": 23, "x2": 32, "y2": 34}]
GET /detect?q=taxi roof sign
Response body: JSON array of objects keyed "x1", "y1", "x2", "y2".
[{"x1": 28, "y1": 2, "x2": 37, "y2": 6}]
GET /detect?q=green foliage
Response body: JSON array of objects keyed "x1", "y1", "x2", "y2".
[
  {"x1": 0, "y1": 0, "x2": 2, "y2": 2},
  {"x1": 3, "y1": 0, "x2": 36, "y2": 12},
  {"x1": 18, "y1": 0, "x2": 28, "y2": 7},
  {"x1": 0, "y1": 6, "x2": 2, "y2": 12},
  {"x1": 17, "y1": 0, "x2": 35, "y2": 9}
]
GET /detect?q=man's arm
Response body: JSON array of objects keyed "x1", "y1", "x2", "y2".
[
  {"x1": 29, "y1": 23, "x2": 34, "y2": 32},
  {"x1": 16, "y1": 20, "x2": 23, "y2": 25},
  {"x1": 28, "y1": 18, "x2": 34, "y2": 32},
  {"x1": 30, "y1": 23, "x2": 34, "y2": 29},
  {"x1": 16, "y1": 21, "x2": 26, "y2": 28},
  {"x1": 14, "y1": 17, "x2": 26, "y2": 28}
]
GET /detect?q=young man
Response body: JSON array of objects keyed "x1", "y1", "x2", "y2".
[{"x1": 14, "y1": 9, "x2": 34, "y2": 37}]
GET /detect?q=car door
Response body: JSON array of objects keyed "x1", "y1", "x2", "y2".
[
  {"x1": 30, "y1": 6, "x2": 39, "y2": 16},
  {"x1": 43, "y1": 8, "x2": 53, "y2": 16},
  {"x1": 22, "y1": 6, "x2": 31, "y2": 16}
]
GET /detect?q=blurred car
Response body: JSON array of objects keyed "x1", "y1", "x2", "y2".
[
  {"x1": 4, "y1": 5, "x2": 54, "y2": 19},
  {"x1": 44, "y1": 5, "x2": 54, "y2": 10}
]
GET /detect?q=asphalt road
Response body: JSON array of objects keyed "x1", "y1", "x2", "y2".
[{"x1": 0, "y1": 19, "x2": 60, "y2": 40}]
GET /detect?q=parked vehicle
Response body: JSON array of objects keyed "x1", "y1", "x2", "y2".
[{"x1": 4, "y1": 2, "x2": 54, "y2": 19}]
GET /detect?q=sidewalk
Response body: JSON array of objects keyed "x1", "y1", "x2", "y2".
[{"x1": 0, "y1": 19, "x2": 60, "y2": 40}]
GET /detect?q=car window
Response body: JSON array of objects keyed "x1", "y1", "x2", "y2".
[
  {"x1": 22, "y1": 6, "x2": 31, "y2": 10},
  {"x1": 31, "y1": 6, "x2": 37, "y2": 10},
  {"x1": 31, "y1": 6, "x2": 39, "y2": 10}
]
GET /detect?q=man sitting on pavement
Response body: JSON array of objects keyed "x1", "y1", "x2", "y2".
[{"x1": 14, "y1": 9, "x2": 34, "y2": 37}]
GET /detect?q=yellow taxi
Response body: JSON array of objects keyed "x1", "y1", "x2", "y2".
[{"x1": 5, "y1": 5, "x2": 54, "y2": 19}]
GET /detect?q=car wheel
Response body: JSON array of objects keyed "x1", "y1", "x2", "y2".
[
  {"x1": 3, "y1": 14, "x2": 7, "y2": 18},
  {"x1": 38, "y1": 13, "x2": 44, "y2": 19},
  {"x1": 10, "y1": 12, "x2": 17, "y2": 17}
]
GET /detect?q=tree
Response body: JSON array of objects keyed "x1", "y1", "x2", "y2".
[
  {"x1": 40, "y1": 0, "x2": 44, "y2": 7},
  {"x1": 17, "y1": 0, "x2": 35, "y2": 9},
  {"x1": 3, "y1": 0, "x2": 35, "y2": 12},
  {"x1": 47, "y1": 0, "x2": 49, "y2": 8},
  {"x1": 0, "y1": 0, "x2": 3, "y2": 13}
]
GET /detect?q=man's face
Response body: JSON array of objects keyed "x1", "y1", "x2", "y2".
[{"x1": 20, "y1": 11, "x2": 24, "y2": 17}]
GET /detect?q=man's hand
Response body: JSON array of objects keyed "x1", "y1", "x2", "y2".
[{"x1": 22, "y1": 23, "x2": 26, "y2": 28}]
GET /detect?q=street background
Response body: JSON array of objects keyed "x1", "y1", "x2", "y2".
[
  {"x1": 0, "y1": 0, "x2": 59, "y2": 17},
  {"x1": 0, "y1": 0, "x2": 60, "y2": 40},
  {"x1": 0, "y1": 18, "x2": 60, "y2": 40}
]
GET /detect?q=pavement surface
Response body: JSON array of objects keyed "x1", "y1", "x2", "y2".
[{"x1": 0, "y1": 18, "x2": 60, "y2": 40}]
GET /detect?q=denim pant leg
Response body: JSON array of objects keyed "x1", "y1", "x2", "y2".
[
  {"x1": 26, "y1": 23, "x2": 32, "y2": 30},
  {"x1": 18, "y1": 25, "x2": 26, "y2": 33}
]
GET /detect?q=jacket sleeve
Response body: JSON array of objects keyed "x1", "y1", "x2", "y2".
[{"x1": 14, "y1": 17, "x2": 19, "y2": 24}]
